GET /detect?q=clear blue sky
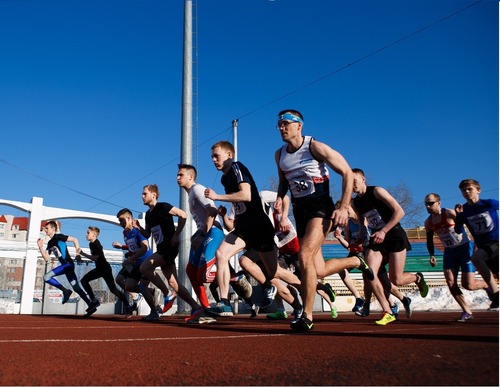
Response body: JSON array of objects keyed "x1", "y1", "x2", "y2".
[{"x1": 0, "y1": 0, "x2": 498, "y2": 248}]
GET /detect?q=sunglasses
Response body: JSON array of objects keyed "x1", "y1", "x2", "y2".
[
  {"x1": 276, "y1": 120, "x2": 295, "y2": 129},
  {"x1": 425, "y1": 201, "x2": 437, "y2": 206}
]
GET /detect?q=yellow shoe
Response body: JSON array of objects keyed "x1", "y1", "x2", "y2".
[{"x1": 375, "y1": 312, "x2": 396, "y2": 326}]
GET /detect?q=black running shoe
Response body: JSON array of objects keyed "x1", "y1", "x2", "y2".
[
  {"x1": 290, "y1": 313, "x2": 314, "y2": 332},
  {"x1": 84, "y1": 306, "x2": 97, "y2": 318}
]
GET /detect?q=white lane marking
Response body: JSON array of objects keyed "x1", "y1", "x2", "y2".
[{"x1": 0, "y1": 333, "x2": 286, "y2": 343}]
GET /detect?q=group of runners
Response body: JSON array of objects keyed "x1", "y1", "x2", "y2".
[{"x1": 37, "y1": 108, "x2": 499, "y2": 330}]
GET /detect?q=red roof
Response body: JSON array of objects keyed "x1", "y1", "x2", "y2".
[
  {"x1": 0, "y1": 215, "x2": 7, "y2": 223},
  {"x1": 12, "y1": 217, "x2": 29, "y2": 231}
]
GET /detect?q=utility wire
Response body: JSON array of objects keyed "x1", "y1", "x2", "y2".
[
  {"x1": 236, "y1": 0, "x2": 483, "y2": 121},
  {"x1": 1, "y1": 0, "x2": 484, "y2": 211}
]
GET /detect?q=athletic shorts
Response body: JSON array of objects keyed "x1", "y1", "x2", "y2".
[
  {"x1": 443, "y1": 242, "x2": 476, "y2": 273},
  {"x1": 479, "y1": 241, "x2": 499, "y2": 274},
  {"x1": 232, "y1": 218, "x2": 276, "y2": 252},
  {"x1": 189, "y1": 226, "x2": 224, "y2": 268},
  {"x1": 157, "y1": 245, "x2": 179, "y2": 265},
  {"x1": 292, "y1": 195, "x2": 334, "y2": 238},
  {"x1": 117, "y1": 265, "x2": 143, "y2": 282},
  {"x1": 125, "y1": 266, "x2": 142, "y2": 282},
  {"x1": 367, "y1": 225, "x2": 412, "y2": 254}
]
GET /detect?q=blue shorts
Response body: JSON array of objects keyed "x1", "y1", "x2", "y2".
[
  {"x1": 443, "y1": 242, "x2": 476, "y2": 273},
  {"x1": 189, "y1": 226, "x2": 224, "y2": 268}
]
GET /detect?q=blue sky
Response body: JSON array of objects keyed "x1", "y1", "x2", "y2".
[{"x1": 0, "y1": 0, "x2": 498, "y2": 248}]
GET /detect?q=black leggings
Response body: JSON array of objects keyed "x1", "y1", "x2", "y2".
[{"x1": 81, "y1": 265, "x2": 129, "y2": 305}]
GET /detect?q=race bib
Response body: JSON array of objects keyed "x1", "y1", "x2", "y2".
[
  {"x1": 437, "y1": 230, "x2": 463, "y2": 247},
  {"x1": 364, "y1": 209, "x2": 386, "y2": 230},
  {"x1": 467, "y1": 212, "x2": 494, "y2": 235},
  {"x1": 290, "y1": 178, "x2": 315, "y2": 198},
  {"x1": 125, "y1": 237, "x2": 140, "y2": 252},
  {"x1": 232, "y1": 201, "x2": 247, "y2": 215},
  {"x1": 151, "y1": 225, "x2": 164, "y2": 245}
]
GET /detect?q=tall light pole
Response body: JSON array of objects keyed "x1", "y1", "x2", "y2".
[{"x1": 178, "y1": 0, "x2": 193, "y2": 313}]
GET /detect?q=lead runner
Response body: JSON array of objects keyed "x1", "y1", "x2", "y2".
[{"x1": 274, "y1": 108, "x2": 374, "y2": 332}]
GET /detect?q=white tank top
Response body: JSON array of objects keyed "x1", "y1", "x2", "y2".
[{"x1": 279, "y1": 136, "x2": 330, "y2": 201}]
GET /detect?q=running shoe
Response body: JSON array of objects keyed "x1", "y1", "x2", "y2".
[
  {"x1": 187, "y1": 313, "x2": 217, "y2": 324},
  {"x1": 488, "y1": 291, "x2": 499, "y2": 311},
  {"x1": 266, "y1": 310, "x2": 288, "y2": 320},
  {"x1": 86, "y1": 298, "x2": 100, "y2": 312},
  {"x1": 142, "y1": 311, "x2": 160, "y2": 321},
  {"x1": 83, "y1": 306, "x2": 97, "y2": 318},
  {"x1": 402, "y1": 296, "x2": 412, "y2": 318},
  {"x1": 250, "y1": 304, "x2": 259, "y2": 318},
  {"x1": 358, "y1": 256, "x2": 375, "y2": 280},
  {"x1": 331, "y1": 305, "x2": 338, "y2": 319},
  {"x1": 355, "y1": 305, "x2": 370, "y2": 317},
  {"x1": 456, "y1": 311, "x2": 473, "y2": 322},
  {"x1": 230, "y1": 275, "x2": 253, "y2": 300},
  {"x1": 352, "y1": 297, "x2": 365, "y2": 312},
  {"x1": 291, "y1": 308, "x2": 303, "y2": 324},
  {"x1": 261, "y1": 285, "x2": 277, "y2": 309},
  {"x1": 185, "y1": 307, "x2": 204, "y2": 322},
  {"x1": 62, "y1": 289, "x2": 72, "y2": 305},
  {"x1": 390, "y1": 303, "x2": 399, "y2": 319},
  {"x1": 229, "y1": 273, "x2": 244, "y2": 282},
  {"x1": 162, "y1": 292, "x2": 177, "y2": 314},
  {"x1": 324, "y1": 283, "x2": 336, "y2": 303},
  {"x1": 156, "y1": 305, "x2": 163, "y2": 315},
  {"x1": 125, "y1": 302, "x2": 138, "y2": 318},
  {"x1": 416, "y1": 272, "x2": 429, "y2": 298},
  {"x1": 205, "y1": 302, "x2": 234, "y2": 317},
  {"x1": 374, "y1": 312, "x2": 396, "y2": 326},
  {"x1": 290, "y1": 312, "x2": 314, "y2": 332}
]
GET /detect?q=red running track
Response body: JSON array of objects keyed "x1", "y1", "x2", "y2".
[{"x1": 0, "y1": 311, "x2": 497, "y2": 386}]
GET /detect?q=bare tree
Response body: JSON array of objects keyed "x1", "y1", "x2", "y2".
[{"x1": 387, "y1": 181, "x2": 424, "y2": 228}]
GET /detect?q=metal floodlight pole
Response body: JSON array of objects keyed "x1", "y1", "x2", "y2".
[{"x1": 178, "y1": 0, "x2": 193, "y2": 314}]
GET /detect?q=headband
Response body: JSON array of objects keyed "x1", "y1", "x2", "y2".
[{"x1": 278, "y1": 113, "x2": 303, "y2": 123}]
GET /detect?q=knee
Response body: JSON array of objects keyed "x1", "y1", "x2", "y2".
[
  {"x1": 215, "y1": 250, "x2": 228, "y2": 264},
  {"x1": 43, "y1": 272, "x2": 52, "y2": 282},
  {"x1": 391, "y1": 276, "x2": 405, "y2": 287},
  {"x1": 449, "y1": 284, "x2": 463, "y2": 296},
  {"x1": 446, "y1": 279, "x2": 456, "y2": 289}
]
